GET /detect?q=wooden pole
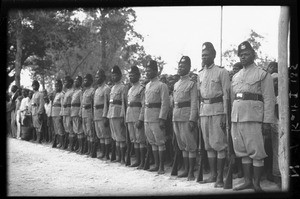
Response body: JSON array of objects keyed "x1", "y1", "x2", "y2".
[{"x1": 278, "y1": 6, "x2": 290, "y2": 191}]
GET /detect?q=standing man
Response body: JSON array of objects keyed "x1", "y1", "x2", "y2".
[
  {"x1": 10, "y1": 85, "x2": 20, "y2": 138},
  {"x1": 44, "y1": 93, "x2": 53, "y2": 143},
  {"x1": 144, "y1": 60, "x2": 170, "y2": 174},
  {"x1": 107, "y1": 65, "x2": 127, "y2": 164},
  {"x1": 81, "y1": 74, "x2": 96, "y2": 157},
  {"x1": 126, "y1": 66, "x2": 147, "y2": 168},
  {"x1": 231, "y1": 41, "x2": 275, "y2": 192},
  {"x1": 30, "y1": 80, "x2": 45, "y2": 143},
  {"x1": 71, "y1": 76, "x2": 84, "y2": 154},
  {"x1": 51, "y1": 79, "x2": 65, "y2": 148},
  {"x1": 198, "y1": 42, "x2": 230, "y2": 188},
  {"x1": 172, "y1": 56, "x2": 198, "y2": 181},
  {"x1": 61, "y1": 76, "x2": 74, "y2": 151},
  {"x1": 93, "y1": 69, "x2": 111, "y2": 160}
]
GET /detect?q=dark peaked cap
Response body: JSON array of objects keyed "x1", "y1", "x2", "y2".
[
  {"x1": 146, "y1": 60, "x2": 158, "y2": 71},
  {"x1": 111, "y1": 65, "x2": 122, "y2": 75},
  {"x1": 179, "y1": 56, "x2": 191, "y2": 66},
  {"x1": 202, "y1": 42, "x2": 216, "y2": 56},
  {"x1": 237, "y1": 41, "x2": 254, "y2": 56},
  {"x1": 129, "y1": 65, "x2": 140, "y2": 75}
]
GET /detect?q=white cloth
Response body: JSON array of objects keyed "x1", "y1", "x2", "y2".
[
  {"x1": 44, "y1": 101, "x2": 52, "y2": 117},
  {"x1": 19, "y1": 97, "x2": 30, "y2": 112}
]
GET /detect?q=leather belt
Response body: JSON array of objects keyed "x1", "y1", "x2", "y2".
[
  {"x1": 235, "y1": 92, "x2": 263, "y2": 102},
  {"x1": 94, "y1": 104, "x2": 104, "y2": 109},
  {"x1": 63, "y1": 104, "x2": 71, "y2": 108},
  {"x1": 145, "y1": 102, "x2": 161, "y2": 108},
  {"x1": 52, "y1": 104, "x2": 61, "y2": 107},
  {"x1": 71, "y1": 103, "x2": 80, "y2": 107},
  {"x1": 82, "y1": 104, "x2": 92, "y2": 109},
  {"x1": 174, "y1": 101, "x2": 190, "y2": 108},
  {"x1": 128, "y1": 102, "x2": 142, "y2": 107},
  {"x1": 201, "y1": 96, "x2": 223, "y2": 104},
  {"x1": 110, "y1": 99, "x2": 122, "y2": 105}
]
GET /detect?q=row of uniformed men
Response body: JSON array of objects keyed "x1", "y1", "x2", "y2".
[{"x1": 29, "y1": 40, "x2": 275, "y2": 192}]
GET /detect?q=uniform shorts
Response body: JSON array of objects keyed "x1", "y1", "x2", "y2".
[
  {"x1": 200, "y1": 115, "x2": 227, "y2": 152},
  {"x1": 52, "y1": 116, "x2": 65, "y2": 135},
  {"x1": 144, "y1": 122, "x2": 166, "y2": 146},
  {"x1": 127, "y1": 122, "x2": 146, "y2": 144},
  {"x1": 109, "y1": 118, "x2": 126, "y2": 142},
  {"x1": 231, "y1": 122, "x2": 267, "y2": 161},
  {"x1": 82, "y1": 117, "x2": 95, "y2": 139},
  {"x1": 63, "y1": 115, "x2": 73, "y2": 134},
  {"x1": 94, "y1": 119, "x2": 111, "y2": 139},
  {"x1": 32, "y1": 114, "x2": 43, "y2": 132},
  {"x1": 173, "y1": 121, "x2": 197, "y2": 152},
  {"x1": 72, "y1": 116, "x2": 83, "y2": 135}
]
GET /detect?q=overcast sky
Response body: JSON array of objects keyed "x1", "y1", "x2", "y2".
[{"x1": 133, "y1": 6, "x2": 280, "y2": 74}]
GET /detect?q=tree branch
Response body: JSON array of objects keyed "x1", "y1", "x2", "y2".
[{"x1": 71, "y1": 50, "x2": 93, "y2": 77}]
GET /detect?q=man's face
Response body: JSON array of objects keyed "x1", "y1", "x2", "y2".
[
  {"x1": 55, "y1": 82, "x2": 62, "y2": 92},
  {"x1": 201, "y1": 50, "x2": 214, "y2": 67},
  {"x1": 22, "y1": 89, "x2": 28, "y2": 98},
  {"x1": 95, "y1": 73, "x2": 105, "y2": 85},
  {"x1": 129, "y1": 72, "x2": 139, "y2": 84},
  {"x1": 177, "y1": 62, "x2": 190, "y2": 76},
  {"x1": 145, "y1": 67, "x2": 157, "y2": 80},
  {"x1": 239, "y1": 50, "x2": 255, "y2": 67},
  {"x1": 74, "y1": 77, "x2": 82, "y2": 88},
  {"x1": 83, "y1": 78, "x2": 91, "y2": 87},
  {"x1": 32, "y1": 84, "x2": 38, "y2": 91},
  {"x1": 111, "y1": 73, "x2": 121, "y2": 83},
  {"x1": 28, "y1": 91, "x2": 33, "y2": 99}
]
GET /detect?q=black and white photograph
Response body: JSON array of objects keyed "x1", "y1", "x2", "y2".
[{"x1": 2, "y1": 0, "x2": 298, "y2": 197}]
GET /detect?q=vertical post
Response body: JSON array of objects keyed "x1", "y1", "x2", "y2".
[
  {"x1": 278, "y1": 6, "x2": 289, "y2": 191},
  {"x1": 220, "y1": 6, "x2": 223, "y2": 67}
]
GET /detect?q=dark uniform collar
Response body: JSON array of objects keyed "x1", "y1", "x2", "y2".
[
  {"x1": 132, "y1": 81, "x2": 140, "y2": 86},
  {"x1": 180, "y1": 74, "x2": 190, "y2": 80}
]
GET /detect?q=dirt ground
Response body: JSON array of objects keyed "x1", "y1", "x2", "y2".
[{"x1": 7, "y1": 138, "x2": 281, "y2": 196}]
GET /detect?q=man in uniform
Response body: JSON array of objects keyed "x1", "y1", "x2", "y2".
[
  {"x1": 126, "y1": 66, "x2": 147, "y2": 168},
  {"x1": 144, "y1": 60, "x2": 170, "y2": 174},
  {"x1": 51, "y1": 79, "x2": 65, "y2": 148},
  {"x1": 107, "y1": 65, "x2": 127, "y2": 164},
  {"x1": 231, "y1": 41, "x2": 275, "y2": 192},
  {"x1": 61, "y1": 76, "x2": 75, "y2": 151},
  {"x1": 30, "y1": 80, "x2": 45, "y2": 143},
  {"x1": 172, "y1": 56, "x2": 198, "y2": 181},
  {"x1": 198, "y1": 42, "x2": 230, "y2": 188},
  {"x1": 71, "y1": 76, "x2": 84, "y2": 154},
  {"x1": 93, "y1": 69, "x2": 111, "y2": 160},
  {"x1": 81, "y1": 74, "x2": 96, "y2": 158}
]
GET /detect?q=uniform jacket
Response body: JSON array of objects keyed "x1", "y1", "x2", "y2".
[
  {"x1": 81, "y1": 87, "x2": 95, "y2": 119},
  {"x1": 172, "y1": 75, "x2": 198, "y2": 122},
  {"x1": 107, "y1": 81, "x2": 126, "y2": 119},
  {"x1": 144, "y1": 77, "x2": 170, "y2": 122},
  {"x1": 231, "y1": 63, "x2": 275, "y2": 123},
  {"x1": 71, "y1": 88, "x2": 83, "y2": 117},
  {"x1": 126, "y1": 82, "x2": 145, "y2": 123},
  {"x1": 51, "y1": 92, "x2": 64, "y2": 117},
  {"x1": 31, "y1": 91, "x2": 44, "y2": 116},
  {"x1": 61, "y1": 88, "x2": 74, "y2": 116},
  {"x1": 198, "y1": 64, "x2": 230, "y2": 116},
  {"x1": 93, "y1": 83, "x2": 111, "y2": 120}
]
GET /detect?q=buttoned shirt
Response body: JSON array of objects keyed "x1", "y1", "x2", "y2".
[
  {"x1": 61, "y1": 88, "x2": 74, "y2": 116},
  {"x1": 231, "y1": 63, "x2": 275, "y2": 123},
  {"x1": 51, "y1": 92, "x2": 64, "y2": 117},
  {"x1": 71, "y1": 88, "x2": 83, "y2": 117},
  {"x1": 198, "y1": 63, "x2": 230, "y2": 116},
  {"x1": 81, "y1": 87, "x2": 95, "y2": 119},
  {"x1": 107, "y1": 81, "x2": 126, "y2": 119},
  {"x1": 93, "y1": 83, "x2": 111, "y2": 120},
  {"x1": 144, "y1": 77, "x2": 170, "y2": 122},
  {"x1": 31, "y1": 91, "x2": 44, "y2": 116},
  {"x1": 126, "y1": 82, "x2": 145, "y2": 123},
  {"x1": 172, "y1": 75, "x2": 198, "y2": 122}
]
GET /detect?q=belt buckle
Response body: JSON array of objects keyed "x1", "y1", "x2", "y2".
[
  {"x1": 203, "y1": 99, "x2": 210, "y2": 104},
  {"x1": 109, "y1": 99, "x2": 113, "y2": 103},
  {"x1": 237, "y1": 93, "x2": 243, "y2": 98}
]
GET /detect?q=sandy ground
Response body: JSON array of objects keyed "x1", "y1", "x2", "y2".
[{"x1": 7, "y1": 138, "x2": 281, "y2": 196}]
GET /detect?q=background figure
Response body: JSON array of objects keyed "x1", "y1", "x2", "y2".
[
  {"x1": 19, "y1": 89, "x2": 30, "y2": 140},
  {"x1": 44, "y1": 93, "x2": 53, "y2": 143},
  {"x1": 7, "y1": 93, "x2": 13, "y2": 137},
  {"x1": 229, "y1": 62, "x2": 243, "y2": 81},
  {"x1": 15, "y1": 88, "x2": 24, "y2": 139},
  {"x1": 10, "y1": 85, "x2": 20, "y2": 138}
]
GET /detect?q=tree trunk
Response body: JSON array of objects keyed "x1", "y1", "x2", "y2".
[
  {"x1": 278, "y1": 6, "x2": 289, "y2": 191},
  {"x1": 14, "y1": 10, "x2": 23, "y2": 88}
]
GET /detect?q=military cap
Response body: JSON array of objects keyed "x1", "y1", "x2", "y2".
[
  {"x1": 111, "y1": 65, "x2": 122, "y2": 75},
  {"x1": 146, "y1": 60, "x2": 158, "y2": 71},
  {"x1": 84, "y1": 74, "x2": 93, "y2": 82},
  {"x1": 202, "y1": 42, "x2": 216, "y2": 56},
  {"x1": 237, "y1": 41, "x2": 254, "y2": 56},
  {"x1": 129, "y1": 65, "x2": 140, "y2": 75},
  {"x1": 179, "y1": 56, "x2": 191, "y2": 67}
]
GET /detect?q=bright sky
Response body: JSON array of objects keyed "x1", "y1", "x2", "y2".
[
  {"x1": 133, "y1": 6, "x2": 280, "y2": 74},
  {"x1": 16, "y1": 6, "x2": 280, "y2": 90}
]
